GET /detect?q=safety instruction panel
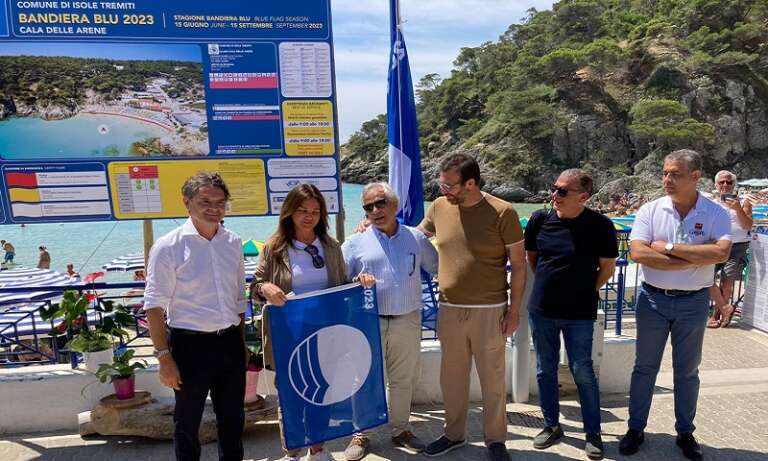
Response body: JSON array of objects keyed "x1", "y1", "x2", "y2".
[
  {"x1": 741, "y1": 228, "x2": 768, "y2": 333},
  {"x1": 0, "y1": 0, "x2": 340, "y2": 223}
]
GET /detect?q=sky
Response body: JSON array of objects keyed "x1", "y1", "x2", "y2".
[{"x1": 331, "y1": 0, "x2": 555, "y2": 142}]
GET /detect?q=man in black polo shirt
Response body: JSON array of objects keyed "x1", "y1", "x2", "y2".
[{"x1": 524, "y1": 169, "x2": 618, "y2": 460}]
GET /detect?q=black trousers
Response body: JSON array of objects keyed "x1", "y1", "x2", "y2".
[{"x1": 170, "y1": 327, "x2": 246, "y2": 461}]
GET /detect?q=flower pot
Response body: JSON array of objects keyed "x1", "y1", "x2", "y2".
[
  {"x1": 82, "y1": 348, "x2": 114, "y2": 374},
  {"x1": 244, "y1": 370, "x2": 261, "y2": 403},
  {"x1": 113, "y1": 376, "x2": 136, "y2": 400}
]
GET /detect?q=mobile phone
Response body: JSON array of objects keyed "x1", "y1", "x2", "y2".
[{"x1": 720, "y1": 193, "x2": 736, "y2": 201}]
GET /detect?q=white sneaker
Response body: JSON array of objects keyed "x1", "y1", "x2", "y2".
[{"x1": 306, "y1": 450, "x2": 337, "y2": 461}]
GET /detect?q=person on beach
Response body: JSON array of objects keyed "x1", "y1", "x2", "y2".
[
  {"x1": 65, "y1": 263, "x2": 80, "y2": 279},
  {"x1": 341, "y1": 182, "x2": 438, "y2": 460},
  {"x1": 144, "y1": 172, "x2": 248, "y2": 461},
  {"x1": 250, "y1": 183, "x2": 374, "y2": 461},
  {"x1": 620, "y1": 150, "x2": 731, "y2": 461},
  {"x1": 524, "y1": 169, "x2": 618, "y2": 460},
  {"x1": 37, "y1": 246, "x2": 51, "y2": 269},
  {"x1": 2, "y1": 240, "x2": 15, "y2": 264},
  {"x1": 706, "y1": 170, "x2": 752, "y2": 328},
  {"x1": 419, "y1": 154, "x2": 526, "y2": 461}
]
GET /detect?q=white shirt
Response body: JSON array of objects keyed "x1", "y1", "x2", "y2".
[
  {"x1": 144, "y1": 218, "x2": 246, "y2": 331},
  {"x1": 630, "y1": 194, "x2": 731, "y2": 290},
  {"x1": 288, "y1": 238, "x2": 329, "y2": 294},
  {"x1": 716, "y1": 199, "x2": 750, "y2": 243}
]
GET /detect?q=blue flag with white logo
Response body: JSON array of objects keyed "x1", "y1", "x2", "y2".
[
  {"x1": 268, "y1": 283, "x2": 388, "y2": 449},
  {"x1": 387, "y1": 0, "x2": 424, "y2": 226}
]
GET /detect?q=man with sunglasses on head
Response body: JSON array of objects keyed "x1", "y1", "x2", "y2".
[
  {"x1": 524, "y1": 169, "x2": 618, "y2": 460},
  {"x1": 620, "y1": 149, "x2": 731, "y2": 461},
  {"x1": 418, "y1": 154, "x2": 526, "y2": 461},
  {"x1": 340, "y1": 182, "x2": 438, "y2": 460},
  {"x1": 706, "y1": 170, "x2": 752, "y2": 328},
  {"x1": 144, "y1": 172, "x2": 248, "y2": 461}
]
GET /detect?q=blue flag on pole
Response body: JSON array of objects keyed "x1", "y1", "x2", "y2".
[
  {"x1": 268, "y1": 284, "x2": 388, "y2": 450},
  {"x1": 387, "y1": 0, "x2": 424, "y2": 226}
]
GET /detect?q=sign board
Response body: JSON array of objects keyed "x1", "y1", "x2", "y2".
[
  {"x1": 0, "y1": 0, "x2": 341, "y2": 223},
  {"x1": 741, "y1": 227, "x2": 768, "y2": 333}
]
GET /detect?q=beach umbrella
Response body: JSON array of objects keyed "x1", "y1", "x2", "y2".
[
  {"x1": 101, "y1": 253, "x2": 144, "y2": 272},
  {"x1": 242, "y1": 240, "x2": 264, "y2": 257},
  {"x1": 0, "y1": 268, "x2": 81, "y2": 307}
]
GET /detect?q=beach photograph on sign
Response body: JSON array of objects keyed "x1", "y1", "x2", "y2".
[{"x1": 0, "y1": 42, "x2": 209, "y2": 159}]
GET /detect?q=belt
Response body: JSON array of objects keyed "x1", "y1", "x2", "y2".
[
  {"x1": 169, "y1": 324, "x2": 239, "y2": 336},
  {"x1": 642, "y1": 283, "x2": 704, "y2": 297},
  {"x1": 379, "y1": 314, "x2": 397, "y2": 319}
]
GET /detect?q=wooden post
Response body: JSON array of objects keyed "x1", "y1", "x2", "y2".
[
  {"x1": 336, "y1": 206, "x2": 345, "y2": 243},
  {"x1": 142, "y1": 219, "x2": 154, "y2": 267}
]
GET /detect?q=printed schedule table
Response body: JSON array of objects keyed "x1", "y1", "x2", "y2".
[{"x1": 115, "y1": 166, "x2": 162, "y2": 214}]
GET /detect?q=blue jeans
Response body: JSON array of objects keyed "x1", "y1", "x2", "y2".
[
  {"x1": 628, "y1": 285, "x2": 709, "y2": 434},
  {"x1": 529, "y1": 311, "x2": 601, "y2": 434}
]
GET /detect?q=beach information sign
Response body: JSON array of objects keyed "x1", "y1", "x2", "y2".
[{"x1": 0, "y1": 0, "x2": 341, "y2": 223}]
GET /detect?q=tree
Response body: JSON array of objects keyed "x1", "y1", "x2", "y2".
[{"x1": 629, "y1": 99, "x2": 714, "y2": 148}]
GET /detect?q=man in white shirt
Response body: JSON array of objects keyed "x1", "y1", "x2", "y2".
[
  {"x1": 707, "y1": 170, "x2": 752, "y2": 328},
  {"x1": 620, "y1": 150, "x2": 732, "y2": 461},
  {"x1": 144, "y1": 172, "x2": 247, "y2": 461}
]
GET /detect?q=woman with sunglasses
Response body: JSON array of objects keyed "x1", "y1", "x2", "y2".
[{"x1": 251, "y1": 183, "x2": 373, "y2": 461}]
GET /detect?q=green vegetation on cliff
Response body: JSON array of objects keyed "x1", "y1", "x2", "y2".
[{"x1": 343, "y1": 0, "x2": 768, "y2": 199}]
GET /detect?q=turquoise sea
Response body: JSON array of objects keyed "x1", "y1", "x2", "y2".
[
  {"x1": 0, "y1": 114, "x2": 167, "y2": 159},
  {"x1": 0, "y1": 183, "x2": 544, "y2": 280}
]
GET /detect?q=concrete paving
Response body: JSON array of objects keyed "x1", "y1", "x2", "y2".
[{"x1": 1, "y1": 322, "x2": 767, "y2": 461}]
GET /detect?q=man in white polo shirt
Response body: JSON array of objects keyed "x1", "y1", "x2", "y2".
[{"x1": 619, "y1": 150, "x2": 731, "y2": 461}]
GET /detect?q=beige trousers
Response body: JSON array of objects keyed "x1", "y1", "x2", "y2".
[
  {"x1": 357, "y1": 309, "x2": 422, "y2": 438},
  {"x1": 437, "y1": 305, "x2": 507, "y2": 444}
]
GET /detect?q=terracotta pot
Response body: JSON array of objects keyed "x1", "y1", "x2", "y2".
[{"x1": 113, "y1": 376, "x2": 136, "y2": 400}]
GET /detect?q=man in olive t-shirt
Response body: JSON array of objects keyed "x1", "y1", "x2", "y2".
[{"x1": 418, "y1": 154, "x2": 526, "y2": 461}]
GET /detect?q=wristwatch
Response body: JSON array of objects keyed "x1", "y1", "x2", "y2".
[
  {"x1": 153, "y1": 348, "x2": 170, "y2": 359},
  {"x1": 664, "y1": 242, "x2": 674, "y2": 254}
]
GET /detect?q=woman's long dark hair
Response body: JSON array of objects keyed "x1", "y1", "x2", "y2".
[{"x1": 267, "y1": 184, "x2": 330, "y2": 258}]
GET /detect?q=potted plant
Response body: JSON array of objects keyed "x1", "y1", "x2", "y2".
[
  {"x1": 244, "y1": 318, "x2": 264, "y2": 403},
  {"x1": 40, "y1": 290, "x2": 136, "y2": 372},
  {"x1": 94, "y1": 349, "x2": 148, "y2": 400}
]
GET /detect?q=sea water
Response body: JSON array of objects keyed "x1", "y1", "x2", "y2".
[
  {"x1": 0, "y1": 114, "x2": 167, "y2": 159},
  {"x1": 0, "y1": 183, "x2": 544, "y2": 280}
]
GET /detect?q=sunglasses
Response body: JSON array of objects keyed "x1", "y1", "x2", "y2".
[
  {"x1": 717, "y1": 180, "x2": 733, "y2": 185},
  {"x1": 551, "y1": 186, "x2": 574, "y2": 197},
  {"x1": 362, "y1": 198, "x2": 387, "y2": 213},
  {"x1": 303, "y1": 244, "x2": 325, "y2": 269}
]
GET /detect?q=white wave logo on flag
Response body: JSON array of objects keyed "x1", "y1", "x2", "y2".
[{"x1": 288, "y1": 324, "x2": 372, "y2": 406}]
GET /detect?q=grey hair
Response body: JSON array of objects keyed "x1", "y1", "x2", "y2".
[
  {"x1": 715, "y1": 170, "x2": 737, "y2": 182},
  {"x1": 362, "y1": 182, "x2": 399, "y2": 206},
  {"x1": 181, "y1": 171, "x2": 231, "y2": 201},
  {"x1": 664, "y1": 149, "x2": 703, "y2": 172},
  {"x1": 559, "y1": 168, "x2": 594, "y2": 196}
]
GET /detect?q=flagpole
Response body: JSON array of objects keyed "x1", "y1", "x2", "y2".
[{"x1": 395, "y1": 0, "x2": 406, "y2": 213}]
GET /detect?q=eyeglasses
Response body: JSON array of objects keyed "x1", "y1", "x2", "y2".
[
  {"x1": 362, "y1": 198, "x2": 387, "y2": 213},
  {"x1": 303, "y1": 244, "x2": 325, "y2": 269},
  {"x1": 717, "y1": 180, "x2": 734, "y2": 185},
  {"x1": 439, "y1": 182, "x2": 461, "y2": 192}
]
